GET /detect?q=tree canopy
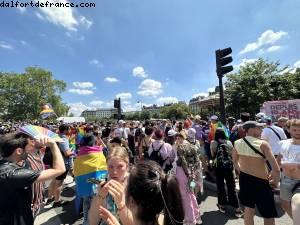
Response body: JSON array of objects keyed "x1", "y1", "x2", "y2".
[
  {"x1": 0, "y1": 67, "x2": 69, "y2": 120},
  {"x1": 225, "y1": 58, "x2": 300, "y2": 117}
]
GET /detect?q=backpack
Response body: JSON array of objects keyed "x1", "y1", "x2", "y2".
[
  {"x1": 149, "y1": 143, "x2": 165, "y2": 167},
  {"x1": 215, "y1": 142, "x2": 233, "y2": 170}
]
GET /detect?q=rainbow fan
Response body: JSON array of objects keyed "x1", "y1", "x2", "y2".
[{"x1": 19, "y1": 125, "x2": 64, "y2": 142}]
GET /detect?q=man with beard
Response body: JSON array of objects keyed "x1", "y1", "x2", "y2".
[
  {"x1": 0, "y1": 132, "x2": 65, "y2": 225},
  {"x1": 277, "y1": 119, "x2": 300, "y2": 224}
]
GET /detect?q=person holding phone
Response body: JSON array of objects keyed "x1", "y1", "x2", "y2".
[{"x1": 89, "y1": 146, "x2": 132, "y2": 225}]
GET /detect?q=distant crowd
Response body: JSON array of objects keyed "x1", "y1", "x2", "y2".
[{"x1": 0, "y1": 113, "x2": 300, "y2": 225}]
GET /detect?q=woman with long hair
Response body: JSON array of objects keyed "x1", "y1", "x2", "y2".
[
  {"x1": 211, "y1": 128, "x2": 242, "y2": 217},
  {"x1": 99, "y1": 160, "x2": 184, "y2": 225},
  {"x1": 89, "y1": 146, "x2": 133, "y2": 225}
]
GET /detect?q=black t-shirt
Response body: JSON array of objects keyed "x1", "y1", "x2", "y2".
[{"x1": 0, "y1": 160, "x2": 40, "y2": 225}]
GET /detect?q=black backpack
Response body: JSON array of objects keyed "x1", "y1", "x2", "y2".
[
  {"x1": 215, "y1": 142, "x2": 233, "y2": 170},
  {"x1": 149, "y1": 143, "x2": 165, "y2": 167}
]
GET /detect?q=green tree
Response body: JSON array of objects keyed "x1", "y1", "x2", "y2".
[
  {"x1": 0, "y1": 67, "x2": 68, "y2": 120},
  {"x1": 224, "y1": 58, "x2": 300, "y2": 117},
  {"x1": 160, "y1": 103, "x2": 190, "y2": 119},
  {"x1": 140, "y1": 111, "x2": 151, "y2": 120},
  {"x1": 152, "y1": 112, "x2": 160, "y2": 119}
]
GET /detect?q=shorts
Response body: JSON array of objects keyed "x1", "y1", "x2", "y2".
[
  {"x1": 239, "y1": 171, "x2": 277, "y2": 218},
  {"x1": 280, "y1": 175, "x2": 300, "y2": 201},
  {"x1": 56, "y1": 168, "x2": 69, "y2": 181}
]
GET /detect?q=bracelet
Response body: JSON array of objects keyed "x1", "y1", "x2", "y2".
[{"x1": 117, "y1": 204, "x2": 126, "y2": 211}]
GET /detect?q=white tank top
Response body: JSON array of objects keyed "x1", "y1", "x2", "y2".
[{"x1": 279, "y1": 139, "x2": 300, "y2": 163}]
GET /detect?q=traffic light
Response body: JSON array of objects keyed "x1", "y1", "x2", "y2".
[
  {"x1": 114, "y1": 99, "x2": 120, "y2": 109},
  {"x1": 215, "y1": 47, "x2": 233, "y2": 77}
]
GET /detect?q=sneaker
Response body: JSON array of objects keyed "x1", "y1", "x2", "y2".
[
  {"x1": 52, "y1": 200, "x2": 69, "y2": 208},
  {"x1": 234, "y1": 209, "x2": 244, "y2": 218},
  {"x1": 217, "y1": 204, "x2": 226, "y2": 213},
  {"x1": 44, "y1": 197, "x2": 54, "y2": 205}
]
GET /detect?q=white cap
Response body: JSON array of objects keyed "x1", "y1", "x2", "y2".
[
  {"x1": 210, "y1": 115, "x2": 218, "y2": 120},
  {"x1": 118, "y1": 120, "x2": 125, "y2": 124},
  {"x1": 167, "y1": 129, "x2": 177, "y2": 137}
]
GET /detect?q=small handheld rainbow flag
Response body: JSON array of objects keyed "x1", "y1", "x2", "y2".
[
  {"x1": 19, "y1": 125, "x2": 64, "y2": 142},
  {"x1": 40, "y1": 103, "x2": 56, "y2": 119}
]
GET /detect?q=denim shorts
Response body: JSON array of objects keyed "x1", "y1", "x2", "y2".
[{"x1": 280, "y1": 175, "x2": 300, "y2": 201}]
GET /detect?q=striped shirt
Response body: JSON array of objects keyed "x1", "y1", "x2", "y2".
[{"x1": 25, "y1": 150, "x2": 44, "y2": 217}]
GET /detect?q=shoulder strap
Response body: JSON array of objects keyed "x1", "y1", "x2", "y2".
[
  {"x1": 267, "y1": 127, "x2": 282, "y2": 141},
  {"x1": 158, "y1": 143, "x2": 164, "y2": 151},
  {"x1": 243, "y1": 138, "x2": 272, "y2": 171}
]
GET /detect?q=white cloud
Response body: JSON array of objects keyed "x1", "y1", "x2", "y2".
[
  {"x1": 68, "y1": 89, "x2": 94, "y2": 95},
  {"x1": 138, "y1": 79, "x2": 163, "y2": 97},
  {"x1": 207, "y1": 87, "x2": 215, "y2": 93},
  {"x1": 105, "y1": 77, "x2": 119, "y2": 83},
  {"x1": 286, "y1": 60, "x2": 300, "y2": 74},
  {"x1": 67, "y1": 102, "x2": 92, "y2": 116},
  {"x1": 240, "y1": 30, "x2": 287, "y2": 54},
  {"x1": 21, "y1": 40, "x2": 28, "y2": 46},
  {"x1": 294, "y1": 60, "x2": 300, "y2": 68},
  {"x1": 133, "y1": 66, "x2": 147, "y2": 78},
  {"x1": 234, "y1": 58, "x2": 258, "y2": 70},
  {"x1": 65, "y1": 31, "x2": 85, "y2": 40},
  {"x1": 0, "y1": 41, "x2": 13, "y2": 49},
  {"x1": 33, "y1": 0, "x2": 93, "y2": 31},
  {"x1": 105, "y1": 101, "x2": 113, "y2": 108},
  {"x1": 116, "y1": 92, "x2": 132, "y2": 100},
  {"x1": 266, "y1": 45, "x2": 281, "y2": 52},
  {"x1": 17, "y1": 6, "x2": 26, "y2": 14},
  {"x1": 79, "y1": 16, "x2": 93, "y2": 29},
  {"x1": 123, "y1": 103, "x2": 141, "y2": 112},
  {"x1": 35, "y1": 12, "x2": 45, "y2": 20},
  {"x1": 72, "y1": 81, "x2": 94, "y2": 89},
  {"x1": 89, "y1": 100, "x2": 104, "y2": 107},
  {"x1": 156, "y1": 97, "x2": 178, "y2": 105},
  {"x1": 192, "y1": 92, "x2": 209, "y2": 98},
  {"x1": 89, "y1": 59, "x2": 103, "y2": 68}
]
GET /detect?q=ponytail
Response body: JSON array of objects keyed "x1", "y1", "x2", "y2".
[{"x1": 161, "y1": 174, "x2": 184, "y2": 225}]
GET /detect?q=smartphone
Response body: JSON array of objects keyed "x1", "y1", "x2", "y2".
[{"x1": 86, "y1": 178, "x2": 107, "y2": 186}]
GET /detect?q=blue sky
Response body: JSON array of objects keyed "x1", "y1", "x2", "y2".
[{"x1": 1, "y1": 0, "x2": 300, "y2": 115}]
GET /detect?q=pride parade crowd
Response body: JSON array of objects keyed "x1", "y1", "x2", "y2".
[{"x1": 0, "y1": 113, "x2": 300, "y2": 225}]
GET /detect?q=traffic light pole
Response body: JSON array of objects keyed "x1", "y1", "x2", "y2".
[
  {"x1": 218, "y1": 75, "x2": 226, "y2": 124},
  {"x1": 118, "y1": 97, "x2": 121, "y2": 120},
  {"x1": 215, "y1": 47, "x2": 233, "y2": 125}
]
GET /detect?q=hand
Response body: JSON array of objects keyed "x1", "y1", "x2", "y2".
[
  {"x1": 269, "y1": 170, "x2": 280, "y2": 188},
  {"x1": 107, "y1": 180, "x2": 125, "y2": 208},
  {"x1": 99, "y1": 206, "x2": 120, "y2": 225},
  {"x1": 35, "y1": 135, "x2": 56, "y2": 147},
  {"x1": 97, "y1": 181, "x2": 109, "y2": 202}
]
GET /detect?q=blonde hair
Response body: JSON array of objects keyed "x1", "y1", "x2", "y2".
[
  {"x1": 287, "y1": 119, "x2": 300, "y2": 128},
  {"x1": 106, "y1": 146, "x2": 129, "y2": 164}
]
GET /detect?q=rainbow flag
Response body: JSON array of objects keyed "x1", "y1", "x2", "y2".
[
  {"x1": 208, "y1": 121, "x2": 230, "y2": 142},
  {"x1": 76, "y1": 127, "x2": 85, "y2": 145},
  {"x1": 73, "y1": 146, "x2": 107, "y2": 197},
  {"x1": 40, "y1": 103, "x2": 56, "y2": 119}
]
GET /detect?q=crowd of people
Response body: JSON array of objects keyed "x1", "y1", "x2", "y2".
[{"x1": 0, "y1": 113, "x2": 299, "y2": 225}]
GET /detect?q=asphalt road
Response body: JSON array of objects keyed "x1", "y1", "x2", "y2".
[{"x1": 35, "y1": 177, "x2": 293, "y2": 225}]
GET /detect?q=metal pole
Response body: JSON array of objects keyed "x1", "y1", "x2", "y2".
[{"x1": 218, "y1": 76, "x2": 226, "y2": 124}]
